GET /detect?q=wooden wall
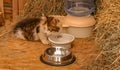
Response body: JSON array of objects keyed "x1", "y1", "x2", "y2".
[
  {"x1": 0, "y1": 0, "x2": 4, "y2": 12},
  {"x1": 4, "y1": 0, "x2": 12, "y2": 14},
  {"x1": 0, "y1": 0, "x2": 27, "y2": 22}
]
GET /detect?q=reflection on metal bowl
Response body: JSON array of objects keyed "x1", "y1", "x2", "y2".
[{"x1": 40, "y1": 46, "x2": 76, "y2": 66}]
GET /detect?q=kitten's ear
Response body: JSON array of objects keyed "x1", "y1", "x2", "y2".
[
  {"x1": 41, "y1": 13, "x2": 47, "y2": 23},
  {"x1": 40, "y1": 13, "x2": 47, "y2": 25}
]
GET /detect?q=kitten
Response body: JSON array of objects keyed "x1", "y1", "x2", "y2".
[{"x1": 13, "y1": 15, "x2": 62, "y2": 44}]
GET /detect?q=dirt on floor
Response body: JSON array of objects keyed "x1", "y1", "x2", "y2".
[{"x1": 0, "y1": 20, "x2": 99, "y2": 70}]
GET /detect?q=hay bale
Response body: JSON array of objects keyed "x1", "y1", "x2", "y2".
[
  {"x1": 21, "y1": 0, "x2": 66, "y2": 18},
  {"x1": 0, "y1": 12, "x2": 5, "y2": 27},
  {"x1": 89, "y1": 0, "x2": 120, "y2": 69}
]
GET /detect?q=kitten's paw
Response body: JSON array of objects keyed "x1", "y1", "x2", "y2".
[{"x1": 41, "y1": 40, "x2": 50, "y2": 44}]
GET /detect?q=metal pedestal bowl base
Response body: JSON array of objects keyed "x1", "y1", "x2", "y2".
[{"x1": 40, "y1": 55, "x2": 76, "y2": 66}]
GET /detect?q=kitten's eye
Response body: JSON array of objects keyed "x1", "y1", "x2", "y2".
[{"x1": 48, "y1": 27, "x2": 52, "y2": 32}]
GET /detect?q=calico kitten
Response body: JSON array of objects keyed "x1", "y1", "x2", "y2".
[{"x1": 13, "y1": 15, "x2": 62, "y2": 44}]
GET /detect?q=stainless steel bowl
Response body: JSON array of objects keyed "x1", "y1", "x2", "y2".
[{"x1": 40, "y1": 46, "x2": 76, "y2": 66}]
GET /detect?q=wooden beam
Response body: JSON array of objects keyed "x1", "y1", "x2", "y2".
[
  {"x1": 12, "y1": 0, "x2": 19, "y2": 22},
  {"x1": 0, "y1": 0, "x2": 4, "y2": 13},
  {"x1": 0, "y1": 12, "x2": 5, "y2": 26}
]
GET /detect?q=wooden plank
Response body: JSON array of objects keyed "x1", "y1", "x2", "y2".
[
  {"x1": 12, "y1": 0, "x2": 19, "y2": 22},
  {"x1": 0, "y1": 69, "x2": 11, "y2": 70},
  {"x1": 18, "y1": 0, "x2": 27, "y2": 15},
  {"x1": 0, "y1": 12, "x2": 5, "y2": 26},
  {"x1": 3, "y1": 0, "x2": 12, "y2": 3},
  {"x1": 4, "y1": 7, "x2": 12, "y2": 13},
  {"x1": 0, "y1": 0, "x2": 4, "y2": 13}
]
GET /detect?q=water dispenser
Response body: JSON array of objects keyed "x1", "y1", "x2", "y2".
[{"x1": 63, "y1": 0, "x2": 96, "y2": 38}]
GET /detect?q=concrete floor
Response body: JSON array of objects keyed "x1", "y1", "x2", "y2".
[{"x1": 0, "y1": 21, "x2": 99, "y2": 70}]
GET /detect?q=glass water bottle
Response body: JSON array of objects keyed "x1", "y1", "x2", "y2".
[{"x1": 64, "y1": 0, "x2": 95, "y2": 17}]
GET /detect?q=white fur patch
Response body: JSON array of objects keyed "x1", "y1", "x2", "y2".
[
  {"x1": 33, "y1": 31, "x2": 39, "y2": 40},
  {"x1": 14, "y1": 29, "x2": 26, "y2": 40}
]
